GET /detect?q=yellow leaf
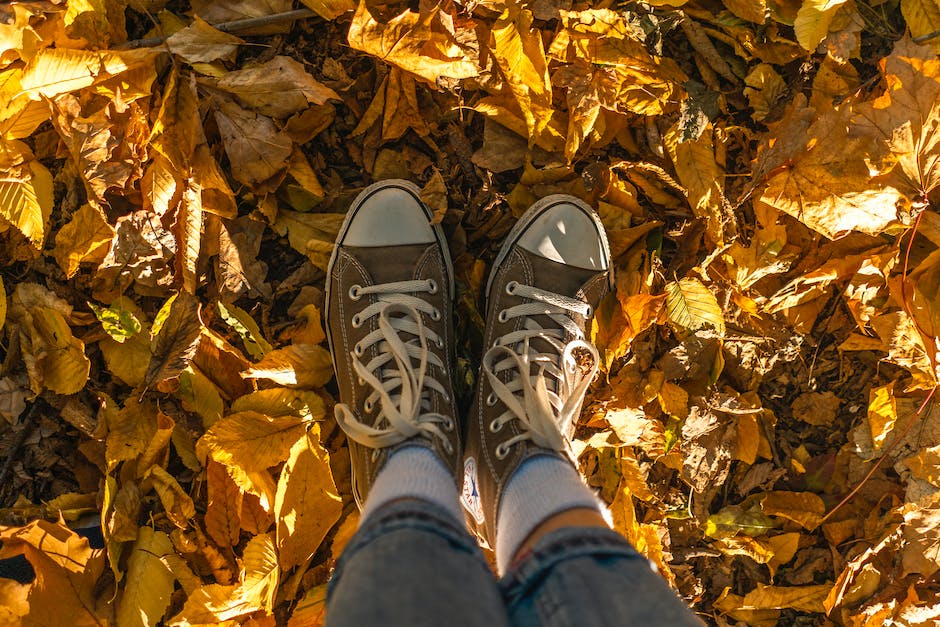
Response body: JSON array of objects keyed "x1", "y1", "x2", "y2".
[
  {"x1": 855, "y1": 36, "x2": 940, "y2": 198},
  {"x1": 19, "y1": 48, "x2": 105, "y2": 99},
  {"x1": 170, "y1": 533, "x2": 279, "y2": 625},
  {"x1": 665, "y1": 277, "x2": 725, "y2": 335},
  {"x1": 117, "y1": 527, "x2": 176, "y2": 627},
  {"x1": 902, "y1": 444, "x2": 940, "y2": 486},
  {"x1": 706, "y1": 501, "x2": 776, "y2": 538},
  {"x1": 713, "y1": 587, "x2": 780, "y2": 626},
  {"x1": 101, "y1": 328, "x2": 151, "y2": 388},
  {"x1": 241, "y1": 343, "x2": 334, "y2": 389},
  {"x1": 0, "y1": 275, "x2": 5, "y2": 334},
  {"x1": 0, "y1": 520, "x2": 108, "y2": 626},
  {"x1": 867, "y1": 382, "x2": 898, "y2": 450},
  {"x1": 178, "y1": 365, "x2": 225, "y2": 428},
  {"x1": 300, "y1": 0, "x2": 355, "y2": 19},
  {"x1": 218, "y1": 302, "x2": 272, "y2": 360},
  {"x1": 105, "y1": 397, "x2": 158, "y2": 469},
  {"x1": 166, "y1": 16, "x2": 244, "y2": 64},
  {"x1": 275, "y1": 425, "x2": 342, "y2": 572},
  {"x1": 346, "y1": 1, "x2": 478, "y2": 84},
  {"x1": 13, "y1": 297, "x2": 91, "y2": 395},
  {"x1": 148, "y1": 464, "x2": 196, "y2": 528},
  {"x1": 744, "y1": 63, "x2": 787, "y2": 121},
  {"x1": 793, "y1": 0, "x2": 849, "y2": 51},
  {"x1": 742, "y1": 583, "x2": 831, "y2": 612},
  {"x1": 766, "y1": 532, "x2": 801, "y2": 577},
  {"x1": 53, "y1": 203, "x2": 113, "y2": 277},
  {"x1": 491, "y1": 5, "x2": 553, "y2": 141},
  {"x1": 664, "y1": 122, "x2": 727, "y2": 245},
  {"x1": 724, "y1": 0, "x2": 768, "y2": 23},
  {"x1": 149, "y1": 69, "x2": 201, "y2": 172},
  {"x1": 217, "y1": 56, "x2": 340, "y2": 119},
  {"x1": 197, "y1": 410, "x2": 308, "y2": 476},
  {"x1": 761, "y1": 491, "x2": 826, "y2": 530},
  {"x1": 757, "y1": 105, "x2": 903, "y2": 240},
  {"x1": 274, "y1": 210, "x2": 343, "y2": 271},
  {"x1": 901, "y1": 491, "x2": 940, "y2": 577},
  {"x1": 0, "y1": 138, "x2": 53, "y2": 247},
  {"x1": 0, "y1": 578, "x2": 29, "y2": 624},
  {"x1": 215, "y1": 99, "x2": 292, "y2": 189},
  {"x1": 232, "y1": 388, "x2": 326, "y2": 422},
  {"x1": 902, "y1": 0, "x2": 940, "y2": 53}
]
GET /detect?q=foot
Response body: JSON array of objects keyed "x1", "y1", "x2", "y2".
[
  {"x1": 461, "y1": 195, "x2": 612, "y2": 547},
  {"x1": 325, "y1": 180, "x2": 461, "y2": 508}
]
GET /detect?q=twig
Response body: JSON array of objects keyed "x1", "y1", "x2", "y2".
[
  {"x1": 914, "y1": 29, "x2": 940, "y2": 44},
  {"x1": 0, "y1": 401, "x2": 42, "y2": 491},
  {"x1": 116, "y1": 8, "x2": 318, "y2": 49}
]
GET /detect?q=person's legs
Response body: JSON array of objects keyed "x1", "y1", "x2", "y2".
[
  {"x1": 461, "y1": 196, "x2": 700, "y2": 624},
  {"x1": 324, "y1": 180, "x2": 509, "y2": 627}
]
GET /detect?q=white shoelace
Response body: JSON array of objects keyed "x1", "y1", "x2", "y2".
[
  {"x1": 334, "y1": 279, "x2": 454, "y2": 456},
  {"x1": 482, "y1": 281, "x2": 599, "y2": 459}
]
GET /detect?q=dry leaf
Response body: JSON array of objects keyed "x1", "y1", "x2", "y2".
[
  {"x1": 217, "y1": 56, "x2": 340, "y2": 119},
  {"x1": 166, "y1": 16, "x2": 244, "y2": 64},
  {"x1": 274, "y1": 425, "x2": 342, "y2": 572}
]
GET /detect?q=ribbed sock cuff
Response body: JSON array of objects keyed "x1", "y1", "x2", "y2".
[
  {"x1": 495, "y1": 456, "x2": 603, "y2": 574},
  {"x1": 360, "y1": 446, "x2": 462, "y2": 525}
]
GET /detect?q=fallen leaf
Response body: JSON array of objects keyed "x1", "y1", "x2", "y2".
[
  {"x1": 274, "y1": 425, "x2": 342, "y2": 572},
  {"x1": 217, "y1": 56, "x2": 340, "y2": 119},
  {"x1": 346, "y1": 1, "x2": 478, "y2": 84},
  {"x1": 166, "y1": 16, "x2": 244, "y2": 64},
  {"x1": 214, "y1": 99, "x2": 292, "y2": 190},
  {"x1": 761, "y1": 491, "x2": 826, "y2": 530},
  {"x1": 241, "y1": 344, "x2": 334, "y2": 389},
  {"x1": 116, "y1": 526, "x2": 176, "y2": 627},
  {"x1": 792, "y1": 391, "x2": 840, "y2": 426},
  {"x1": 0, "y1": 138, "x2": 54, "y2": 247},
  {"x1": 665, "y1": 277, "x2": 725, "y2": 335}
]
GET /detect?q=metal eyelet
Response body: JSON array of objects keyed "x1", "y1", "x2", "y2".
[
  {"x1": 364, "y1": 399, "x2": 374, "y2": 412},
  {"x1": 443, "y1": 417, "x2": 454, "y2": 431},
  {"x1": 357, "y1": 376, "x2": 365, "y2": 386},
  {"x1": 489, "y1": 419, "x2": 503, "y2": 433},
  {"x1": 497, "y1": 310, "x2": 508, "y2": 323},
  {"x1": 486, "y1": 392, "x2": 497, "y2": 406},
  {"x1": 430, "y1": 309, "x2": 441, "y2": 321},
  {"x1": 505, "y1": 281, "x2": 518, "y2": 295},
  {"x1": 584, "y1": 305, "x2": 593, "y2": 318},
  {"x1": 349, "y1": 285, "x2": 362, "y2": 300},
  {"x1": 435, "y1": 337, "x2": 444, "y2": 349},
  {"x1": 351, "y1": 314, "x2": 363, "y2": 328},
  {"x1": 427, "y1": 279, "x2": 438, "y2": 294},
  {"x1": 495, "y1": 443, "x2": 509, "y2": 459},
  {"x1": 353, "y1": 343, "x2": 364, "y2": 357},
  {"x1": 441, "y1": 391, "x2": 450, "y2": 403}
]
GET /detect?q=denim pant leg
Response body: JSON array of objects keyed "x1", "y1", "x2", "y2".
[
  {"x1": 326, "y1": 500, "x2": 512, "y2": 627},
  {"x1": 500, "y1": 527, "x2": 702, "y2": 627}
]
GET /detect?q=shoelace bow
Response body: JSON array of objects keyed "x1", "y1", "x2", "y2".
[
  {"x1": 334, "y1": 279, "x2": 454, "y2": 456},
  {"x1": 483, "y1": 281, "x2": 599, "y2": 458}
]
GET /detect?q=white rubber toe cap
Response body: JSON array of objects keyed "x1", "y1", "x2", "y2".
[
  {"x1": 517, "y1": 203, "x2": 609, "y2": 270},
  {"x1": 343, "y1": 185, "x2": 435, "y2": 247}
]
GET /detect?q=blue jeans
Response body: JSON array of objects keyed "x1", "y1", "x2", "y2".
[{"x1": 326, "y1": 500, "x2": 701, "y2": 626}]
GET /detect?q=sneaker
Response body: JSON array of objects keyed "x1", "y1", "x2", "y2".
[
  {"x1": 460, "y1": 196, "x2": 612, "y2": 547},
  {"x1": 325, "y1": 180, "x2": 460, "y2": 509}
]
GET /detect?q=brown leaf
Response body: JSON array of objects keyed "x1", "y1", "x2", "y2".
[
  {"x1": 53, "y1": 203, "x2": 113, "y2": 278},
  {"x1": 215, "y1": 99, "x2": 292, "y2": 190},
  {"x1": 205, "y1": 459, "x2": 243, "y2": 548},
  {"x1": 217, "y1": 56, "x2": 340, "y2": 119},
  {"x1": 761, "y1": 491, "x2": 826, "y2": 531},
  {"x1": 166, "y1": 16, "x2": 244, "y2": 64},
  {"x1": 143, "y1": 291, "x2": 203, "y2": 395}
]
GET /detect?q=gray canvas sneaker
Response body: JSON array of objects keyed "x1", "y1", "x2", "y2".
[
  {"x1": 460, "y1": 195, "x2": 613, "y2": 548},
  {"x1": 325, "y1": 180, "x2": 461, "y2": 509}
]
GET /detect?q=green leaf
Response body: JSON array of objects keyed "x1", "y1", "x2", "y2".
[
  {"x1": 705, "y1": 502, "x2": 776, "y2": 538},
  {"x1": 89, "y1": 298, "x2": 142, "y2": 343},
  {"x1": 665, "y1": 277, "x2": 725, "y2": 335}
]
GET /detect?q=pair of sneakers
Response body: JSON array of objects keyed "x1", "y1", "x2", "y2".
[{"x1": 324, "y1": 180, "x2": 612, "y2": 547}]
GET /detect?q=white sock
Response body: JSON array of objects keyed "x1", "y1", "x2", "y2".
[
  {"x1": 360, "y1": 446, "x2": 462, "y2": 525},
  {"x1": 495, "y1": 455, "x2": 604, "y2": 574}
]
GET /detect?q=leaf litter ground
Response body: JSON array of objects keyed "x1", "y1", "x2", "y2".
[{"x1": 1, "y1": 0, "x2": 940, "y2": 625}]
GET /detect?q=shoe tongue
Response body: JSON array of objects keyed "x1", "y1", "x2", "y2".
[
  {"x1": 518, "y1": 247, "x2": 603, "y2": 300},
  {"x1": 345, "y1": 244, "x2": 434, "y2": 285}
]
